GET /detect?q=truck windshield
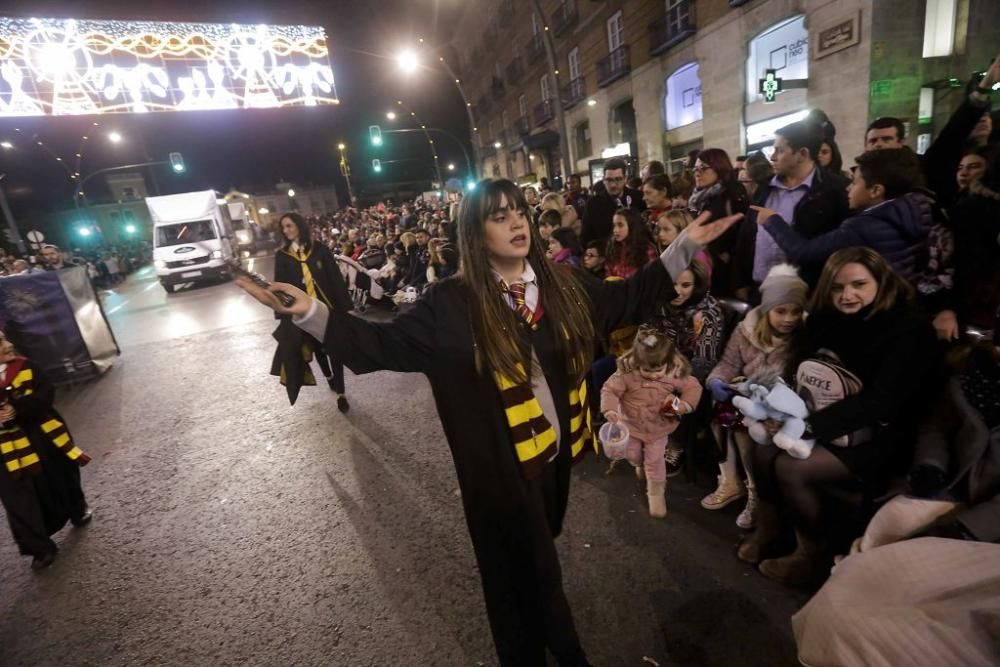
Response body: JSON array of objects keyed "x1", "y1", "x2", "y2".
[{"x1": 156, "y1": 220, "x2": 217, "y2": 246}]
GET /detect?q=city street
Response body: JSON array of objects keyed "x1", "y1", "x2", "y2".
[{"x1": 0, "y1": 259, "x2": 806, "y2": 667}]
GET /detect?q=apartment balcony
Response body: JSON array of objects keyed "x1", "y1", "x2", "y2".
[
  {"x1": 552, "y1": 1, "x2": 578, "y2": 36},
  {"x1": 505, "y1": 56, "x2": 525, "y2": 84},
  {"x1": 596, "y1": 45, "x2": 630, "y2": 88},
  {"x1": 526, "y1": 33, "x2": 545, "y2": 61},
  {"x1": 649, "y1": 0, "x2": 696, "y2": 56},
  {"x1": 561, "y1": 77, "x2": 586, "y2": 109},
  {"x1": 514, "y1": 116, "x2": 531, "y2": 136},
  {"x1": 533, "y1": 99, "x2": 554, "y2": 127},
  {"x1": 491, "y1": 76, "x2": 505, "y2": 101}
]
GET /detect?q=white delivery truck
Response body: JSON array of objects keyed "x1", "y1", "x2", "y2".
[
  {"x1": 145, "y1": 190, "x2": 237, "y2": 293},
  {"x1": 225, "y1": 200, "x2": 258, "y2": 255}
]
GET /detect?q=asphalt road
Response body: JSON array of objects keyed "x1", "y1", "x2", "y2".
[{"x1": 0, "y1": 259, "x2": 807, "y2": 666}]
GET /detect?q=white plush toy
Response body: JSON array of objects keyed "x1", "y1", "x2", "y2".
[{"x1": 732, "y1": 379, "x2": 814, "y2": 459}]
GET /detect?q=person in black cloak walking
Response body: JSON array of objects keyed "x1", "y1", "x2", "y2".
[
  {"x1": 238, "y1": 180, "x2": 742, "y2": 665},
  {"x1": 0, "y1": 330, "x2": 92, "y2": 570},
  {"x1": 273, "y1": 212, "x2": 353, "y2": 411}
]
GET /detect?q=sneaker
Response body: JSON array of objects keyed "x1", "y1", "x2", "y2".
[
  {"x1": 736, "y1": 491, "x2": 757, "y2": 529},
  {"x1": 664, "y1": 447, "x2": 685, "y2": 478},
  {"x1": 700, "y1": 475, "x2": 746, "y2": 510}
]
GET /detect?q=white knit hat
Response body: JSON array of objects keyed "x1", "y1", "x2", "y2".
[{"x1": 759, "y1": 264, "x2": 808, "y2": 312}]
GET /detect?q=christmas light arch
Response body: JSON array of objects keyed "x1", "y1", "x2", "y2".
[{"x1": 0, "y1": 16, "x2": 339, "y2": 116}]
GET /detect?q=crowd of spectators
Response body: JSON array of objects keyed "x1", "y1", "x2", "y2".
[
  {"x1": 304, "y1": 58, "x2": 999, "y2": 662},
  {"x1": 0, "y1": 240, "x2": 152, "y2": 288}
]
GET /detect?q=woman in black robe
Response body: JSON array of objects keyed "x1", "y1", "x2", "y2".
[
  {"x1": 240, "y1": 180, "x2": 742, "y2": 666},
  {"x1": 0, "y1": 331, "x2": 91, "y2": 569},
  {"x1": 274, "y1": 212, "x2": 354, "y2": 411}
]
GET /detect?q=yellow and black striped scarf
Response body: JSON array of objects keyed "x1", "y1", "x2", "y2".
[
  {"x1": 495, "y1": 363, "x2": 595, "y2": 479},
  {"x1": 1, "y1": 359, "x2": 90, "y2": 479}
]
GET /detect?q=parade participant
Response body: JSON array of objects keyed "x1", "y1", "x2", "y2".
[
  {"x1": 600, "y1": 327, "x2": 702, "y2": 518},
  {"x1": 274, "y1": 212, "x2": 352, "y2": 411},
  {"x1": 0, "y1": 331, "x2": 92, "y2": 570},
  {"x1": 236, "y1": 178, "x2": 743, "y2": 666}
]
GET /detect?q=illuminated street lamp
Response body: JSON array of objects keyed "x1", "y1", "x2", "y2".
[
  {"x1": 125, "y1": 224, "x2": 137, "y2": 234},
  {"x1": 386, "y1": 111, "x2": 397, "y2": 120},
  {"x1": 395, "y1": 50, "x2": 419, "y2": 74},
  {"x1": 108, "y1": 131, "x2": 122, "y2": 143},
  {"x1": 287, "y1": 188, "x2": 296, "y2": 198},
  {"x1": 447, "y1": 163, "x2": 455, "y2": 171},
  {"x1": 493, "y1": 141, "x2": 502, "y2": 149},
  {"x1": 337, "y1": 142, "x2": 346, "y2": 150},
  {"x1": 0, "y1": 141, "x2": 12, "y2": 150}
]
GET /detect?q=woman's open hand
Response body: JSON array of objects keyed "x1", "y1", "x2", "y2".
[
  {"x1": 686, "y1": 210, "x2": 745, "y2": 246},
  {"x1": 234, "y1": 278, "x2": 312, "y2": 317}
]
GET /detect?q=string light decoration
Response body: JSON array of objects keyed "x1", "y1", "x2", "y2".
[{"x1": 0, "y1": 16, "x2": 339, "y2": 116}]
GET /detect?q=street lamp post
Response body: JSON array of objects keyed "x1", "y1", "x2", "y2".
[
  {"x1": 389, "y1": 100, "x2": 443, "y2": 185},
  {"x1": 397, "y1": 46, "x2": 481, "y2": 180},
  {"x1": 337, "y1": 142, "x2": 355, "y2": 206}
]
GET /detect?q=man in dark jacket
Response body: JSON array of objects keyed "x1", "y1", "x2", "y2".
[
  {"x1": 580, "y1": 157, "x2": 645, "y2": 247},
  {"x1": 732, "y1": 121, "x2": 850, "y2": 298},
  {"x1": 754, "y1": 148, "x2": 931, "y2": 283}
]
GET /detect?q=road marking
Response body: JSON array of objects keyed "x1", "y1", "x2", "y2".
[{"x1": 106, "y1": 280, "x2": 162, "y2": 315}]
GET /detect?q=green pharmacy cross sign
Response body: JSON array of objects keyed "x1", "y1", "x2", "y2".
[{"x1": 759, "y1": 69, "x2": 783, "y2": 103}]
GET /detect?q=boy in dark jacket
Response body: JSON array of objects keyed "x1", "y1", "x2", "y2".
[{"x1": 753, "y1": 148, "x2": 932, "y2": 283}]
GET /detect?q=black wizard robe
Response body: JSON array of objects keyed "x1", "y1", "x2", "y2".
[{"x1": 311, "y1": 252, "x2": 683, "y2": 665}]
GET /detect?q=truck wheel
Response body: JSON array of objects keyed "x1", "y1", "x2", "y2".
[{"x1": 161, "y1": 281, "x2": 176, "y2": 294}]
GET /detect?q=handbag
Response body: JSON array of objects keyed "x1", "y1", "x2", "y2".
[{"x1": 795, "y1": 349, "x2": 873, "y2": 447}]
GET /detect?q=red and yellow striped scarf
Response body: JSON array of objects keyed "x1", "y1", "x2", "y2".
[{"x1": 1, "y1": 358, "x2": 90, "y2": 479}]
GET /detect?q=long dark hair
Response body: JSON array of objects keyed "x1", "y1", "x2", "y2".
[
  {"x1": 457, "y1": 179, "x2": 594, "y2": 384},
  {"x1": 607, "y1": 207, "x2": 654, "y2": 271},
  {"x1": 550, "y1": 226, "x2": 582, "y2": 257},
  {"x1": 280, "y1": 212, "x2": 312, "y2": 251}
]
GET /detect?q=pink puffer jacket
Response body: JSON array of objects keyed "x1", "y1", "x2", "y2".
[
  {"x1": 707, "y1": 307, "x2": 797, "y2": 385},
  {"x1": 600, "y1": 366, "x2": 703, "y2": 442}
]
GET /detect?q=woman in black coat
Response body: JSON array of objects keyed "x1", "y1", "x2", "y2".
[
  {"x1": 687, "y1": 148, "x2": 749, "y2": 297},
  {"x1": 0, "y1": 332, "x2": 92, "y2": 569},
  {"x1": 240, "y1": 179, "x2": 743, "y2": 666},
  {"x1": 274, "y1": 213, "x2": 353, "y2": 412},
  {"x1": 739, "y1": 247, "x2": 938, "y2": 586}
]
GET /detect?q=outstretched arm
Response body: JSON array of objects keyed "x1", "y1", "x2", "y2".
[{"x1": 236, "y1": 278, "x2": 435, "y2": 375}]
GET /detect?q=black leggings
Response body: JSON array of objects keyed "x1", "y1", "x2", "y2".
[{"x1": 753, "y1": 444, "x2": 858, "y2": 540}]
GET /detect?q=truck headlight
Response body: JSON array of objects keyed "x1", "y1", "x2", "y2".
[
  {"x1": 154, "y1": 260, "x2": 166, "y2": 269},
  {"x1": 210, "y1": 250, "x2": 223, "y2": 260}
]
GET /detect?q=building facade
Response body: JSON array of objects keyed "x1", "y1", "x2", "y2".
[{"x1": 450, "y1": 0, "x2": 999, "y2": 185}]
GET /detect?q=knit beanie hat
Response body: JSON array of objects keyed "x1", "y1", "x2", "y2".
[{"x1": 759, "y1": 264, "x2": 808, "y2": 313}]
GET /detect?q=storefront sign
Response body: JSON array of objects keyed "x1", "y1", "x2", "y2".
[
  {"x1": 600, "y1": 142, "x2": 631, "y2": 159},
  {"x1": 814, "y1": 12, "x2": 861, "y2": 60}
]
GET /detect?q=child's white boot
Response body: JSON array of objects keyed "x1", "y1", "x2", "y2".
[{"x1": 647, "y1": 480, "x2": 667, "y2": 519}]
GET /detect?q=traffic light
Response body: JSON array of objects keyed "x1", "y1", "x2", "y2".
[
  {"x1": 372, "y1": 159, "x2": 382, "y2": 173},
  {"x1": 169, "y1": 152, "x2": 186, "y2": 173},
  {"x1": 369, "y1": 125, "x2": 383, "y2": 146}
]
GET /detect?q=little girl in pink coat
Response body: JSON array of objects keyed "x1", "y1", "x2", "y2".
[{"x1": 601, "y1": 326, "x2": 703, "y2": 518}]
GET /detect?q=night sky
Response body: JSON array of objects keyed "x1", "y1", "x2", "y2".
[{"x1": 0, "y1": 0, "x2": 470, "y2": 221}]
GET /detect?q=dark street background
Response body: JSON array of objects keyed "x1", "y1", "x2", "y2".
[{"x1": 0, "y1": 265, "x2": 806, "y2": 666}]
